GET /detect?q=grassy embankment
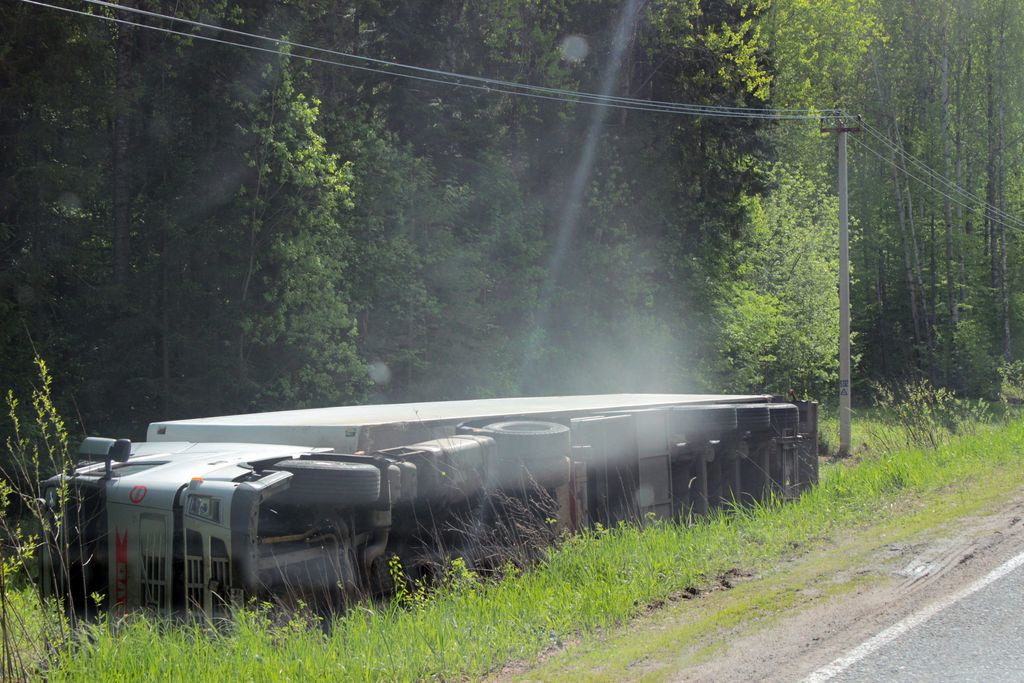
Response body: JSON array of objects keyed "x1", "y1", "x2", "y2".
[{"x1": 8, "y1": 409, "x2": 1024, "y2": 681}]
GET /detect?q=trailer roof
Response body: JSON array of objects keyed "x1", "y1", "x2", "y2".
[{"x1": 150, "y1": 393, "x2": 770, "y2": 430}]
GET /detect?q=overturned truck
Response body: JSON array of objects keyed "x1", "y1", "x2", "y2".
[{"x1": 41, "y1": 394, "x2": 817, "y2": 616}]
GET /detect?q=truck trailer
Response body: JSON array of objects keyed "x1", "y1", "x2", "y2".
[{"x1": 40, "y1": 394, "x2": 817, "y2": 617}]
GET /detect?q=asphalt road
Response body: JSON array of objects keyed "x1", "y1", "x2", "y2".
[{"x1": 812, "y1": 549, "x2": 1024, "y2": 682}]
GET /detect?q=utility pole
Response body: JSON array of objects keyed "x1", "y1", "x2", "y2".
[{"x1": 822, "y1": 112, "x2": 860, "y2": 457}]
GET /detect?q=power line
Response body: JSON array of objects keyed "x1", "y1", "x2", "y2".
[
  {"x1": 80, "y1": 0, "x2": 829, "y2": 118},
  {"x1": 84, "y1": 0, "x2": 821, "y2": 115},
  {"x1": 852, "y1": 135, "x2": 1024, "y2": 236},
  {"x1": 25, "y1": 0, "x2": 1015, "y2": 233},
  {"x1": 20, "y1": 0, "x2": 667, "y2": 115},
  {"x1": 20, "y1": 0, "x2": 829, "y2": 121},
  {"x1": 859, "y1": 120, "x2": 1024, "y2": 231},
  {"x1": 860, "y1": 121, "x2": 1024, "y2": 232},
  {"x1": 861, "y1": 120, "x2": 1024, "y2": 230}
]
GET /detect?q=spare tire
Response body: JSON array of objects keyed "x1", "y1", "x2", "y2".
[
  {"x1": 476, "y1": 421, "x2": 571, "y2": 488},
  {"x1": 270, "y1": 459, "x2": 381, "y2": 507},
  {"x1": 767, "y1": 403, "x2": 800, "y2": 434},
  {"x1": 735, "y1": 404, "x2": 771, "y2": 433},
  {"x1": 672, "y1": 405, "x2": 738, "y2": 440}
]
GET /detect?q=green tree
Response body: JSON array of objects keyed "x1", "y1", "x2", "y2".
[
  {"x1": 233, "y1": 60, "x2": 367, "y2": 408},
  {"x1": 715, "y1": 164, "x2": 840, "y2": 396}
]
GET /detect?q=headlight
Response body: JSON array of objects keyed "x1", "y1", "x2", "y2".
[{"x1": 185, "y1": 494, "x2": 221, "y2": 523}]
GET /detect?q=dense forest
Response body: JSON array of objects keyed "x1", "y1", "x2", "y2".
[{"x1": 1, "y1": 0, "x2": 1022, "y2": 439}]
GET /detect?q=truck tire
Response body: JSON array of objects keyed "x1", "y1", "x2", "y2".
[
  {"x1": 735, "y1": 404, "x2": 771, "y2": 433},
  {"x1": 767, "y1": 403, "x2": 800, "y2": 434},
  {"x1": 671, "y1": 405, "x2": 738, "y2": 440},
  {"x1": 476, "y1": 421, "x2": 571, "y2": 488},
  {"x1": 271, "y1": 459, "x2": 381, "y2": 507}
]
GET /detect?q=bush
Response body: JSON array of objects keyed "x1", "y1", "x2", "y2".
[
  {"x1": 1, "y1": 358, "x2": 75, "y2": 679},
  {"x1": 998, "y1": 361, "x2": 1024, "y2": 407},
  {"x1": 869, "y1": 379, "x2": 991, "y2": 453}
]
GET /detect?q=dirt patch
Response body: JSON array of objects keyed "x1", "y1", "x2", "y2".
[
  {"x1": 675, "y1": 496, "x2": 1024, "y2": 682},
  {"x1": 500, "y1": 485, "x2": 1024, "y2": 683}
]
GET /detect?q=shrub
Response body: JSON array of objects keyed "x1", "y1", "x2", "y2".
[{"x1": 869, "y1": 379, "x2": 991, "y2": 453}]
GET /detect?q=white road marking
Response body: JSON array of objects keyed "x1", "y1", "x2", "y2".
[{"x1": 803, "y1": 547, "x2": 1024, "y2": 682}]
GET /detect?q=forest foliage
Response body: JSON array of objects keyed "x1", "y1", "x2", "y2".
[{"x1": 1, "y1": 0, "x2": 1022, "y2": 438}]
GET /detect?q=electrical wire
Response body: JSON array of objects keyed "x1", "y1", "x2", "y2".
[
  {"x1": 861, "y1": 121, "x2": 1024, "y2": 230},
  {"x1": 78, "y1": 0, "x2": 826, "y2": 117},
  {"x1": 81, "y1": 0, "x2": 827, "y2": 116},
  {"x1": 859, "y1": 120, "x2": 1024, "y2": 231},
  {"x1": 25, "y1": 0, "x2": 1015, "y2": 231},
  {"x1": 861, "y1": 121, "x2": 1024, "y2": 232},
  {"x1": 852, "y1": 135, "x2": 1024, "y2": 236},
  {"x1": 19, "y1": 0, "x2": 830, "y2": 120}
]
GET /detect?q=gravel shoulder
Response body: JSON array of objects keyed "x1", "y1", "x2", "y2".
[{"x1": 503, "y1": 473, "x2": 1024, "y2": 682}]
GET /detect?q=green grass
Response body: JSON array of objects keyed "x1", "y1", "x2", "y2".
[
  {"x1": 11, "y1": 416, "x2": 1024, "y2": 681},
  {"x1": 522, "y1": 444, "x2": 1024, "y2": 682}
]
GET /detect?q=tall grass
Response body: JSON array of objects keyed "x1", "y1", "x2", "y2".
[
  {"x1": 818, "y1": 378, "x2": 1004, "y2": 457},
  {"x1": 25, "y1": 418, "x2": 1024, "y2": 681},
  {"x1": 4, "y1": 368, "x2": 1024, "y2": 681},
  {"x1": 1, "y1": 359, "x2": 74, "y2": 680}
]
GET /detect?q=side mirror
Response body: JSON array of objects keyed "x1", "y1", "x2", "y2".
[
  {"x1": 110, "y1": 439, "x2": 132, "y2": 463},
  {"x1": 103, "y1": 438, "x2": 132, "y2": 478},
  {"x1": 79, "y1": 436, "x2": 117, "y2": 460}
]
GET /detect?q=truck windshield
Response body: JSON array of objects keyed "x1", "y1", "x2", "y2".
[{"x1": 110, "y1": 462, "x2": 166, "y2": 477}]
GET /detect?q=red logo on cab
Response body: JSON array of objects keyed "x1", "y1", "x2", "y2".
[{"x1": 128, "y1": 486, "x2": 148, "y2": 504}]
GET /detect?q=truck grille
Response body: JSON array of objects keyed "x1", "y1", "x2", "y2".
[
  {"x1": 210, "y1": 538, "x2": 230, "y2": 618},
  {"x1": 139, "y1": 514, "x2": 169, "y2": 611},
  {"x1": 184, "y1": 529, "x2": 231, "y2": 617},
  {"x1": 185, "y1": 530, "x2": 204, "y2": 610}
]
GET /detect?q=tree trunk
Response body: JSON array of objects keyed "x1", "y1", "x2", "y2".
[
  {"x1": 984, "y1": 0, "x2": 1011, "y2": 362},
  {"x1": 892, "y1": 160, "x2": 922, "y2": 347},
  {"x1": 941, "y1": 36, "x2": 958, "y2": 335},
  {"x1": 898, "y1": 147, "x2": 932, "y2": 362},
  {"x1": 160, "y1": 223, "x2": 171, "y2": 415},
  {"x1": 908, "y1": 182, "x2": 934, "y2": 378},
  {"x1": 930, "y1": 215, "x2": 938, "y2": 382},
  {"x1": 877, "y1": 250, "x2": 889, "y2": 378},
  {"x1": 1001, "y1": 207, "x2": 1011, "y2": 361},
  {"x1": 984, "y1": 33, "x2": 999, "y2": 291},
  {"x1": 111, "y1": 13, "x2": 133, "y2": 287},
  {"x1": 998, "y1": 90, "x2": 1011, "y2": 362},
  {"x1": 872, "y1": 51, "x2": 932, "y2": 368},
  {"x1": 954, "y1": 43, "x2": 968, "y2": 326},
  {"x1": 997, "y1": 2, "x2": 1012, "y2": 362}
]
